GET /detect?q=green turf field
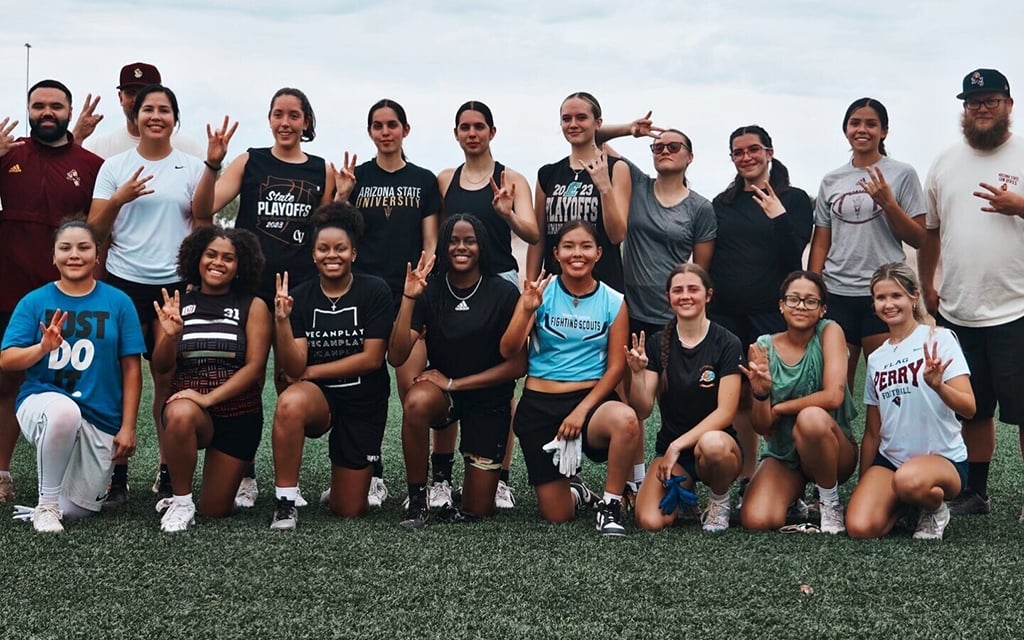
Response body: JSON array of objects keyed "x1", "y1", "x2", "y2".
[{"x1": 2, "y1": 363, "x2": 1024, "y2": 639}]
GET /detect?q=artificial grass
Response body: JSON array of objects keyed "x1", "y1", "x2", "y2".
[{"x1": 2, "y1": 365, "x2": 1024, "y2": 639}]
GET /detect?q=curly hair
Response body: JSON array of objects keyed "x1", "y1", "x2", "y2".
[
  {"x1": 176, "y1": 225, "x2": 265, "y2": 294},
  {"x1": 311, "y1": 201, "x2": 365, "y2": 248}
]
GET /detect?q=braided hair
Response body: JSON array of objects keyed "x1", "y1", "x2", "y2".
[{"x1": 656, "y1": 263, "x2": 714, "y2": 397}]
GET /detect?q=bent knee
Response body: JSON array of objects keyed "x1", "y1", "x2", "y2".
[
  {"x1": 636, "y1": 509, "x2": 670, "y2": 532},
  {"x1": 846, "y1": 513, "x2": 888, "y2": 539},
  {"x1": 793, "y1": 408, "x2": 833, "y2": 440},
  {"x1": 696, "y1": 431, "x2": 734, "y2": 461}
]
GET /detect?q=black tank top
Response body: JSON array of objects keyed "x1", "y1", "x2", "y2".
[
  {"x1": 173, "y1": 289, "x2": 262, "y2": 418},
  {"x1": 536, "y1": 156, "x2": 624, "y2": 292},
  {"x1": 236, "y1": 147, "x2": 326, "y2": 299},
  {"x1": 443, "y1": 162, "x2": 518, "y2": 274}
]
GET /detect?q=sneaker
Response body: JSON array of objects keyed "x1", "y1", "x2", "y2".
[
  {"x1": 569, "y1": 475, "x2": 598, "y2": 511},
  {"x1": 735, "y1": 478, "x2": 750, "y2": 511},
  {"x1": 155, "y1": 497, "x2": 173, "y2": 515},
  {"x1": 0, "y1": 475, "x2": 15, "y2": 503},
  {"x1": 367, "y1": 476, "x2": 388, "y2": 507},
  {"x1": 596, "y1": 499, "x2": 626, "y2": 536},
  {"x1": 270, "y1": 497, "x2": 298, "y2": 531},
  {"x1": 400, "y1": 497, "x2": 429, "y2": 530},
  {"x1": 428, "y1": 480, "x2": 454, "y2": 508},
  {"x1": 153, "y1": 469, "x2": 172, "y2": 500},
  {"x1": 294, "y1": 488, "x2": 308, "y2": 508},
  {"x1": 913, "y1": 502, "x2": 951, "y2": 540},
  {"x1": 701, "y1": 498, "x2": 731, "y2": 533},
  {"x1": 429, "y1": 504, "x2": 482, "y2": 524},
  {"x1": 949, "y1": 489, "x2": 991, "y2": 516},
  {"x1": 31, "y1": 503, "x2": 64, "y2": 534},
  {"x1": 788, "y1": 498, "x2": 810, "y2": 521},
  {"x1": 160, "y1": 500, "x2": 196, "y2": 533},
  {"x1": 102, "y1": 480, "x2": 129, "y2": 510},
  {"x1": 622, "y1": 482, "x2": 638, "y2": 515},
  {"x1": 819, "y1": 501, "x2": 846, "y2": 535},
  {"x1": 233, "y1": 477, "x2": 258, "y2": 509},
  {"x1": 494, "y1": 480, "x2": 515, "y2": 509},
  {"x1": 319, "y1": 488, "x2": 331, "y2": 507}
]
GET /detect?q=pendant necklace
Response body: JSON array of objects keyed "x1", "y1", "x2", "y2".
[
  {"x1": 320, "y1": 276, "x2": 351, "y2": 311},
  {"x1": 446, "y1": 274, "x2": 483, "y2": 311}
]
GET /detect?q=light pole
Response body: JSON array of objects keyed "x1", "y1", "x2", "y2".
[{"x1": 24, "y1": 43, "x2": 31, "y2": 136}]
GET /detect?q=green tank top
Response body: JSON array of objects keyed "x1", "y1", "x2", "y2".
[{"x1": 756, "y1": 319, "x2": 857, "y2": 467}]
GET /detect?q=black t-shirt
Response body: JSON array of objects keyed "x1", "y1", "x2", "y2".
[
  {"x1": 536, "y1": 156, "x2": 624, "y2": 292},
  {"x1": 289, "y1": 273, "x2": 393, "y2": 408},
  {"x1": 709, "y1": 187, "x2": 813, "y2": 314},
  {"x1": 411, "y1": 274, "x2": 519, "y2": 398},
  {"x1": 349, "y1": 161, "x2": 442, "y2": 294},
  {"x1": 236, "y1": 147, "x2": 327, "y2": 300},
  {"x1": 443, "y1": 162, "x2": 518, "y2": 274},
  {"x1": 645, "y1": 322, "x2": 743, "y2": 454}
]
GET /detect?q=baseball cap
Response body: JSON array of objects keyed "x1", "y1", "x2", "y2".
[
  {"x1": 957, "y1": 68, "x2": 1011, "y2": 99},
  {"x1": 118, "y1": 62, "x2": 161, "y2": 89}
]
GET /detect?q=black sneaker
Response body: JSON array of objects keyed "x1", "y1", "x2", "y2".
[
  {"x1": 102, "y1": 481, "x2": 129, "y2": 510},
  {"x1": 949, "y1": 488, "x2": 992, "y2": 516},
  {"x1": 401, "y1": 498, "x2": 429, "y2": 530},
  {"x1": 596, "y1": 499, "x2": 626, "y2": 537},
  {"x1": 429, "y1": 504, "x2": 482, "y2": 525},
  {"x1": 154, "y1": 469, "x2": 172, "y2": 501},
  {"x1": 569, "y1": 475, "x2": 598, "y2": 511},
  {"x1": 269, "y1": 498, "x2": 297, "y2": 531}
]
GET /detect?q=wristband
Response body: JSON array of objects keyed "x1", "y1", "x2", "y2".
[
  {"x1": 752, "y1": 390, "x2": 771, "y2": 402},
  {"x1": 204, "y1": 160, "x2": 222, "y2": 172},
  {"x1": 403, "y1": 293, "x2": 418, "y2": 300},
  {"x1": 447, "y1": 378, "x2": 454, "y2": 391}
]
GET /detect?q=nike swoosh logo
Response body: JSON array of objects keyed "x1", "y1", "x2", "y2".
[{"x1": 174, "y1": 165, "x2": 185, "y2": 169}]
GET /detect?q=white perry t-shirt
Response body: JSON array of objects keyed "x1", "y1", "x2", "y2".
[
  {"x1": 864, "y1": 324, "x2": 970, "y2": 466},
  {"x1": 925, "y1": 134, "x2": 1024, "y2": 327},
  {"x1": 86, "y1": 127, "x2": 205, "y2": 160},
  {"x1": 93, "y1": 148, "x2": 204, "y2": 284}
]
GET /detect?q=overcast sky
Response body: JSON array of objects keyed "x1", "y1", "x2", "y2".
[{"x1": 3, "y1": 1, "x2": 1021, "y2": 197}]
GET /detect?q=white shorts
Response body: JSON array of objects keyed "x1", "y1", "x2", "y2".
[{"x1": 17, "y1": 392, "x2": 115, "y2": 513}]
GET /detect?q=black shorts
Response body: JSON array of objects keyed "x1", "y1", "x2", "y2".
[
  {"x1": 825, "y1": 293, "x2": 888, "y2": 346},
  {"x1": 319, "y1": 387, "x2": 388, "y2": 470},
  {"x1": 451, "y1": 390, "x2": 512, "y2": 463},
  {"x1": 937, "y1": 313, "x2": 1024, "y2": 425},
  {"x1": 656, "y1": 427, "x2": 741, "y2": 484},
  {"x1": 871, "y1": 452, "x2": 968, "y2": 491},
  {"x1": 209, "y1": 411, "x2": 263, "y2": 461},
  {"x1": 513, "y1": 387, "x2": 617, "y2": 486},
  {"x1": 708, "y1": 309, "x2": 786, "y2": 348},
  {"x1": 105, "y1": 273, "x2": 187, "y2": 359}
]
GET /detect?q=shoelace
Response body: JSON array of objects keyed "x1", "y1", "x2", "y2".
[
  {"x1": 163, "y1": 501, "x2": 192, "y2": 526},
  {"x1": 275, "y1": 499, "x2": 295, "y2": 520},
  {"x1": 701, "y1": 501, "x2": 728, "y2": 525}
]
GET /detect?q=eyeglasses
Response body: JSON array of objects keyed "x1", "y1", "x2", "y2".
[
  {"x1": 782, "y1": 295, "x2": 822, "y2": 310},
  {"x1": 964, "y1": 97, "x2": 1007, "y2": 111},
  {"x1": 730, "y1": 145, "x2": 769, "y2": 160},
  {"x1": 650, "y1": 141, "x2": 687, "y2": 154}
]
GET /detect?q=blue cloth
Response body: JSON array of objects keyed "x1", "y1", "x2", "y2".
[
  {"x1": 659, "y1": 473, "x2": 699, "y2": 515},
  {"x1": 3, "y1": 282, "x2": 145, "y2": 435}
]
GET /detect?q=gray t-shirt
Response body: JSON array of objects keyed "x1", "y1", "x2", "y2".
[
  {"x1": 622, "y1": 159, "x2": 716, "y2": 324},
  {"x1": 813, "y1": 156, "x2": 926, "y2": 296}
]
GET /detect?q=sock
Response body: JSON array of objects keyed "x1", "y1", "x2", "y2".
[
  {"x1": 709, "y1": 490, "x2": 730, "y2": 504},
  {"x1": 172, "y1": 493, "x2": 194, "y2": 506},
  {"x1": 817, "y1": 483, "x2": 839, "y2": 506},
  {"x1": 407, "y1": 483, "x2": 427, "y2": 503},
  {"x1": 112, "y1": 464, "x2": 128, "y2": 484},
  {"x1": 602, "y1": 491, "x2": 622, "y2": 504},
  {"x1": 37, "y1": 400, "x2": 83, "y2": 506},
  {"x1": 372, "y1": 459, "x2": 384, "y2": 479},
  {"x1": 967, "y1": 462, "x2": 990, "y2": 497},
  {"x1": 245, "y1": 463, "x2": 256, "y2": 479},
  {"x1": 632, "y1": 463, "x2": 646, "y2": 485},
  {"x1": 431, "y1": 453, "x2": 455, "y2": 484},
  {"x1": 275, "y1": 486, "x2": 299, "y2": 502},
  {"x1": 0, "y1": 470, "x2": 11, "y2": 481},
  {"x1": 499, "y1": 469, "x2": 510, "y2": 484}
]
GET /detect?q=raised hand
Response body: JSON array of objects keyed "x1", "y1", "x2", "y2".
[
  {"x1": 579, "y1": 151, "x2": 612, "y2": 193},
  {"x1": 38, "y1": 309, "x2": 68, "y2": 353},
  {"x1": 859, "y1": 165, "x2": 897, "y2": 212},
  {"x1": 751, "y1": 182, "x2": 786, "y2": 218},
  {"x1": 490, "y1": 170, "x2": 515, "y2": 218},
  {"x1": 206, "y1": 116, "x2": 238, "y2": 166},
  {"x1": 922, "y1": 334, "x2": 951, "y2": 390},
  {"x1": 975, "y1": 181, "x2": 1024, "y2": 217},
  {"x1": 403, "y1": 251, "x2": 435, "y2": 299},
  {"x1": 521, "y1": 270, "x2": 552, "y2": 313},
  {"x1": 629, "y1": 110, "x2": 665, "y2": 139},
  {"x1": 625, "y1": 330, "x2": 648, "y2": 373},
  {"x1": 739, "y1": 342, "x2": 772, "y2": 398},
  {"x1": 0, "y1": 117, "x2": 25, "y2": 158},
  {"x1": 114, "y1": 166, "x2": 155, "y2": 204},
  {"x1": 71, "y1": 93, "x2": 104, "y2": 142},
  {"x1": 153, "y1": 287, "x2": 183, "y2": 337},
  {"x1": 331, "y1": 151, "x2": 358, "y2": 201},
  {"x1": 274, "y1": 272, "x2": 293, "y2": 321}
]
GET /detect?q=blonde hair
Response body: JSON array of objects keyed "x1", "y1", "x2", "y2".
[{"x1": 869, "y1": 262, "x2": 932, "y2": 325}]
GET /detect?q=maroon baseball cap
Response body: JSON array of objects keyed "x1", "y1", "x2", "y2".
[{"x1": 118, "y1": 62, "x2": 161, "y2": 89}]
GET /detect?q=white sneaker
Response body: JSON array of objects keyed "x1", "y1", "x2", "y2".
[
  {"x1": 234, "y1": 477, "x2": 258, "y2": 509},
  {"x1": 320, "y1": 487, "x2": 331, "y2": 507},
  {"x1": 495, "y1": 480, "x2": 516, "y2": 509},
  {"x1": 31, "y1": 503, "x2": 64, "y2": 534},
  {"x1": 367, "y1": 476, "x2": 388, "y2": 507},
  {"x1": 701, "y1": 498, "x2": 731, "y2": 533},
  {"x1": 160, "y1": 500, "x2": 196, "y2": 533},
  {"x1": 913, "y1": 502, "x2": 951, "y2": 540},
  {"x1": 270, "y1": 497, "x2": 298, "y2": 531},
  {"x1": 294, "y1": 487, "x2": 308, "y2": 508},
  {"x1": 819, "y1": 501, "x2": 846, "y2": 535},
  {"x1": 428, "y1": 480, "x2": 454, "y2": 508},
  {"x1": 155, "y1": 497, "x2": 173, "y2": 515}
]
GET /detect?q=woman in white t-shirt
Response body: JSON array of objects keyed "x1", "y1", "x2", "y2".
[
  {"x1": 88, "y1": 84, "x2": 236, "y2": 499},
  {"x1": 846, "y1": 262, "x2": 975, "y2": 541}
]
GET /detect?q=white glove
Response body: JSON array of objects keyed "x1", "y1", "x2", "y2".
[{"x1": 542, "y1": 436, "x2": 582, "y2": 478}]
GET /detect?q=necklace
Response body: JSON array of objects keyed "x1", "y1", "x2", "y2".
[
  {"x1": 889, "y1": 323, "x2": 919, "y2": 349},
  {"x1": 676, "y1": 319, "x2": 710, "y2": 348},
  {"x1": 565, "y1": 281, "x2": 598, "y2": 307},
  {"x1": 446, "y1": 274, "x2": 483, "y2": 311},
  {"x1": 462, "y1": 163, "x2": 493, "y2": 186},
  {"x1": 320, "y1": 276, "x2": 352, "y2": 311}
]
